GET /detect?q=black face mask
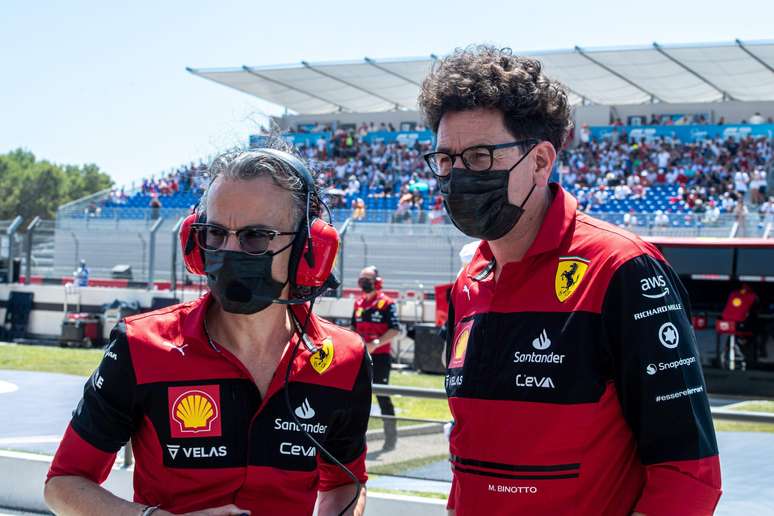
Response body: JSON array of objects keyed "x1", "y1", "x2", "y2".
[
  {"x1": 358, "y1": 279, "x2": 375, "y2": 293},
  {"x1": 205, "y1": 250, "x2": 287, "y2": 314},
  {"x1": 440, "y1": 145, "x2": 537, "y2": 240}
]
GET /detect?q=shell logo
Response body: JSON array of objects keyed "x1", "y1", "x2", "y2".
[
  {"x1": 732, "y1": 297, "x2": 742, "y2": 308},
  {"x1": 454, "y1": 329, "x2": 469, "y2": 360},
  {"x1": 448, "y1": 322, "x2": 472, "y2": 369},
  {"x1": 168, "y1": 385, "x2": 222, "y2": 438},
  {"x1": 173, "y1": 391, "x2": 218, "y2": 431}
]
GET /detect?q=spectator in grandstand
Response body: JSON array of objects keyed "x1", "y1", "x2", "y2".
[
  {"x1": 85, "y1": 202, "x2": 99, "y2": 218},
  {"x1": 750, "y1": 169, "x2": 767, "y2": 205},
  {"x1": 351, "y1": 266, "x2": 400, "y2": 452},
  {"x1": 704, "y1": 199, "x2": 721, "y2": 225},
  {"x1": 735, "y1": 197, "x2": 750, "y2": 236},
  {"x1": 411, "y1": 189, "x2": 425, "y2": 223},
  {"x1": 622, "y1": 208, "x2": 638, "y2": 228},
  {"x1": 45, "y1": 144, "x2": 371, "y2": 516},
  {"x1": 429, "y1": 195, "x2": 446, "y2": 224},
  {"x1": 419, "y1": 45, "x2": 720, "y2": 515},
  {"x1": 760, "y1": 196, "x2": 774, "y2": 227},
  {"x1": 749, "y1": 112, "x2": 766, "y2": 125},
  {"x1": 735, "y1": 169, "x2": 750, "y2": 199},
  {"x1": 74, "y1": 259, "x2": 89, "y2": 287},
  {"x1": 392, "y1": 186, "x2": 413, "y2": 223},
  {"x1": 351, "y1": 197, "x2": 365, "y2": 221},
  {"x1": 654, "y1": 209, "x2": 670, "y2": 227},
  {"x1": 148, "y1": 192, "x2": 162, "y2": 220}
]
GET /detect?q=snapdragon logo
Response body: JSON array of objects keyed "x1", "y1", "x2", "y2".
[{"x1": 645, "y1": 356, "x2": 696, "y2": 376}]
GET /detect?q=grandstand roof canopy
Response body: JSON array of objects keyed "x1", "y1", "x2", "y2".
[{"x1": 188, "y1": 40, "x2": 774, "y2": 115}]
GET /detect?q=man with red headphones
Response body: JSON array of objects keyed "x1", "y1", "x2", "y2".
[
  {"x1": 351, "y1": 266, "x2": 400, "y2": 452},
  {"x1": 45, "y1": 146, "x2": 371, "y2": 516}
]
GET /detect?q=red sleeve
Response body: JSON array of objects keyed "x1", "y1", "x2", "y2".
[
  {"x1": 317, "y1": 449, "x2": 368, "y2": 492},
  {"x1": 446, "y1": 475, "x2": 458, "y2": 510},
  {"x1": 46, "y1": 424, "x2": 118, "y2": 484},
  {"x1": 634, "y1": 457, "x2": 722, "y2": 516}
]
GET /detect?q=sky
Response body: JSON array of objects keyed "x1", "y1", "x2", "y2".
[{"x1": 1, "y1": 0, "x2": 773, "y2": 186}]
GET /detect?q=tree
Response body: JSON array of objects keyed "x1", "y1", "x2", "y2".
[{"x1": 0, "y1": 149, "x2": 113, "y2": 220}]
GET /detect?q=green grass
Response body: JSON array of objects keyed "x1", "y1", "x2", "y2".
[
  {"x1": 367, "y1": 485, "x2": 448, "y2": 500},
  {"x1": 368, "y1": 453, "x2": 449, "y2": 476},
  {"x1": 369, "y1": 370, "x2": 450, "y2": 430},
  {"x1": 715, "y1": 400, "x2": 774, "y2": 433},
  {"x1": 0, "y1": 343, "x2": 102, "y2": 377},
  {"x1": 714, "y1": 421, "x2": 774, "y2": 433},
  {"x1": 3, "y1": 344, "x2": 771, "y2": 435},
  {"x1": 726, "y1": 401, "x2": 774, "y2": 413}
]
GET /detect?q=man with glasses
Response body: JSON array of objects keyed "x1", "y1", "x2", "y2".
[
  {"x1": 419, "y1": 46, "x2": 721, "y2": 515},
  {"x1": 45, "y1": 144, "x2": 371, "y2": 516}
]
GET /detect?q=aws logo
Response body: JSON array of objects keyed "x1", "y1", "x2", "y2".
[{"x1": 168, "y1": 385, "x2": 222, "y2": 438}]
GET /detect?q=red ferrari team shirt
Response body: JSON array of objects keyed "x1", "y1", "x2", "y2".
[
  {"x1": 47, "y1": 293, "x2": 371, "y2": 516},
  {"x1": 351, "y1": 291, "x2": 400, "y2": 355},
  {"x1": 445, "y1": 184, "x2": 721, "y2": 516}
]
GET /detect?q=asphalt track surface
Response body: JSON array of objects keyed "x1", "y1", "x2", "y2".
[{"x1": 1, "y1": 370, "x2": 772, "y2": 515}]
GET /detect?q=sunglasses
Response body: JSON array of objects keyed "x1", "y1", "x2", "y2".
[{"x1": 191, "y1": 223, "x2": 297, "y2": 255}]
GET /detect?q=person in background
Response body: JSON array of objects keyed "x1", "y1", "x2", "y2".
[
  {"x1": 74, "y1": 259, "x2": 89, "y2": 287},
  {"x1": 352, "y1": 197, "x2": 366, "y2": 221},
  {"x1": 351, "y1": 266, "x2": 400, "y2": 452},
  {"x1": 149, "y1": 193, "x2": 162, "y2": 220}
]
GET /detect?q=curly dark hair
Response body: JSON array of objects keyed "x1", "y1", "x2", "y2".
[{"x1": 418, "y1": 45, "x2": 573, "y2": 150}]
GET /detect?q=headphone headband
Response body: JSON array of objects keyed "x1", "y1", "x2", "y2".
[
  {"x1": 180, "y1": 147, "x2": 339, "y2": 297},
  {"x1": 253, "y1": 148, "x2": 316, "y2": 197}
]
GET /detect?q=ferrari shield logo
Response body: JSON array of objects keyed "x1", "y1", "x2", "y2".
[
  {"x1": 310, "y1": 337, "x2": 334, "y2": 374},
  {"x1": 377, "y1": 299, "x2": 386, "y2": 309},
  {"x1": 555, "y1": 257, "x2": 590, "y2": 302}
]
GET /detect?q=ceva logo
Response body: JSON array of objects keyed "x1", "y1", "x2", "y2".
[{"x1": 516, "y1": 374, "x2": 555, "y2": 389}]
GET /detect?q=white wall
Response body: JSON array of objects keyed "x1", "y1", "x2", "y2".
[{"x1": 0, "y1": 451, "x2": 446, "y2": 516}]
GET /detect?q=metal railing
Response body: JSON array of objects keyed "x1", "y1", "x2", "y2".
[{"x1": 371, "y1": 384, "x2": 774, "y2": 425}]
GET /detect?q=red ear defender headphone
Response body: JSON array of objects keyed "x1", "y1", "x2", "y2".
[
  {"x1": 371, "y1": 266, "x2": 384, "y2": 290},
  {"x1": 179, "y1": 149, "x2": 340, "y2": 297}
]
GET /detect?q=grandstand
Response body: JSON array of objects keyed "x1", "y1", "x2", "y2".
[{"x1": 36, "y1": 40, "x2": 773, "y2": 288}]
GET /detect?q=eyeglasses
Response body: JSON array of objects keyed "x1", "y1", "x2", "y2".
[
  {"x1": 424, "y1": 139, "x2": 539, "y2": 177},
  {"x1": 191, "y1": 223, "x2": 297, "y2": 255}
]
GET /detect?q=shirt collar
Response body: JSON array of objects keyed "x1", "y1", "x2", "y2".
[
  {"x1": 466, "y1": 183, "x2": 577, "y2": 279},
  {"x1": 181, "y1": 292, "x2": 326, "y2": 350},
  {"x1": 524, "y1": 182, "x2": 577, "y2": 258}
]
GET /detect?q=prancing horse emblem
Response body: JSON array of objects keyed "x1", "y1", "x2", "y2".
[{"x1": 555, "y1": 257, "x2": 590, "y2": 302}]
